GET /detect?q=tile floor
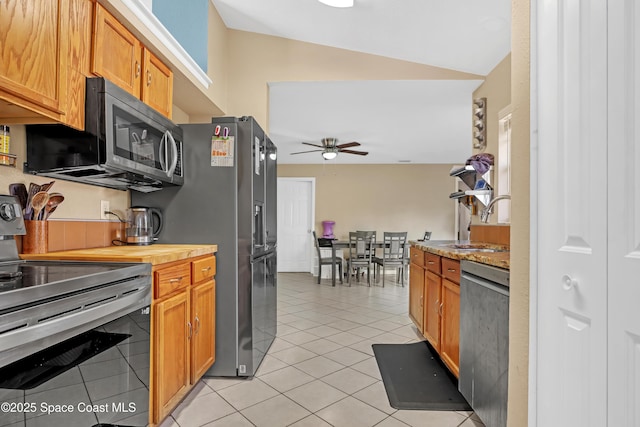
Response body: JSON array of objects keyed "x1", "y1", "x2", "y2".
[{"x1": 160, "y1": 272, "x2": 486, "y2": 427}]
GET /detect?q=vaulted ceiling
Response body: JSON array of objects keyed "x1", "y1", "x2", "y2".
[{"x1": 212, "y1": 0, "x2": 511, "y2": 164}]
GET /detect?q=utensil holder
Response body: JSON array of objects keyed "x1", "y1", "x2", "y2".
[{"x1": 23, "y1": 220, "x2": 48, "y2": 254}]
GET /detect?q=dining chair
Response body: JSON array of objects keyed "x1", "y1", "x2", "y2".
[
  {"x1": 373, "y1": 231, "x2": 408, "y2": 287},
  {"x1": 347, "y1": 231, "x2": 374, "y2": 286},
  {"x1": 356, "y1": 230, "x2": 377, "y2": 259},
  {"x1": 312, "y1": 231, "x2": 343, "y2": 284}
]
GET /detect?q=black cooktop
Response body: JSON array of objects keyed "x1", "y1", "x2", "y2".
[{"x1": 0, "y1": 261, "x2": 150, "y2": 313}]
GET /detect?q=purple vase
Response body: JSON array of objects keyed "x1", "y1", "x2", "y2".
[{"x1": 322, "y1": 221, "x2": 335, "y2": 239}]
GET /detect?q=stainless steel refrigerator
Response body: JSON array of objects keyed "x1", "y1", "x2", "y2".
[{"x1": 132, "y1": 116, "x2": 277, "y2": 377}]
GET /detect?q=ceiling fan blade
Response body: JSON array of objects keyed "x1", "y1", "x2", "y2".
[
  {"x1": 336, "y1": 141, "x2": 360, "y2": 149},
  {"x1": 302, "y1": 142, "x2": 325, "y2": 148},
  {"x1": 291, "y1": 149, "x2": 324, "y2": 155},
  {"x1": 339, "y1": 149, "x2": 369, "y2": 156}
]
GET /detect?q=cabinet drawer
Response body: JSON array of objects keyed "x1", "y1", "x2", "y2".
[
  {"x1": 425, "y1": 252, "x2": 442, "y2": 274},
  {"x1": 155, "y1": 263, "x2": 191, "y2": 299},
  {"x1": 410, "y1": 247, "x2": 425, "y2": 267},
  {"x1": 441, "y1": 258, "x2": 461, "y2": 284},
  {"x1": 192, "y1": 256, "x2": 216, "y2": 283}
]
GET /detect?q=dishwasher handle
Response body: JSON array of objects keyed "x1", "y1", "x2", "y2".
[{"x1": 461, "y1": 272, "x2": 510, "y2": 297}]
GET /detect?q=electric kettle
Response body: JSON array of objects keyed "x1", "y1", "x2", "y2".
[{"x1": 125, "y1": 207, "x2": 163, "y2": 245}]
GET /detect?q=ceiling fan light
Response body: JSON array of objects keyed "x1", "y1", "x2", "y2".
[
  {"x1": 322, "y1": 151, "x2": 338, "y2": 160},
  {"x1": 318, "y1": 0, "x2": 354, "y2": 8}
]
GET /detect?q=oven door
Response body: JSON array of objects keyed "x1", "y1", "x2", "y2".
[{"x1": 0, "y1": 306, "x2": 151, "y2": 427}]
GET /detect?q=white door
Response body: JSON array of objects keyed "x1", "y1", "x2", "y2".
[
  {"x1": 535, "y1": 0, "x2": 608, "y2": 425},
  {"x1": 608, "y1": 2, "x2": 640, "y2": 425},
  {"x1": 277, "y1": 178, "x2": 314, "y2": 272}
]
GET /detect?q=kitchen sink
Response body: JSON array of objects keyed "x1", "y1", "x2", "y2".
[{"x1": 443, "y1": 244, "x2": 509, "y2": 253}]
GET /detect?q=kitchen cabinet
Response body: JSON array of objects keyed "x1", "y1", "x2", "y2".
[
  {"x1": 152, "y1": 254, "x2": 216, "y2": 424},
  {"x1": 409, "y1": 247, "x2": 425, "y2": 332},
  {"x1": 440, "y1": 257, "x2": 461, "y2": 377},
  {"x1": 92, "y1": 3, "x2": 173, "y2": 118},
  {"x1": 410, "y1": 245, "x2": 461, "y2": 378},
  {"x1": 440, "y1": 278, "x2": 460, "y2": 377},
  {"x1": 0, "y1": 0, "x2": 91, "y2": 129},
  {"x1": 424, "y1": 270, "x2": 441, "y2": 352}
]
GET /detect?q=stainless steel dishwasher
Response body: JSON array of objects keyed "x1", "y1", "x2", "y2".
[{"x1": 459, "y1": 260, "x2": 509, "y2": 427}]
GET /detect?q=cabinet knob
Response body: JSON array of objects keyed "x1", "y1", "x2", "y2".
[{"x1": 562, "y1": 274, "x2": 578, "y2": 291}]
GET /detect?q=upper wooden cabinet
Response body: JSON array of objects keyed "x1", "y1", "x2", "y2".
[
  {"x1": 92, "y1": 3, "x2": 173, "y2": 118},
  {"x1": 142, "y1": 49, "x2": 173, "y2": 118},
  {"x1": 0, "y1": 0, "x2": 91, "y2": 130},
  {"x1": 92, "y1": 3, "x2": 142, "y2": 97}
]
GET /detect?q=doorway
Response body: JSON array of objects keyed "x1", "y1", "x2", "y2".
[{"x1": 277, "y1": 178, "x2": 315, "y2": 272}]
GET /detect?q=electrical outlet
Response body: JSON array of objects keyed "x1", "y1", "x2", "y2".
[{"x1": 100, "y1": 200, "x2": 110, "y2": 220}]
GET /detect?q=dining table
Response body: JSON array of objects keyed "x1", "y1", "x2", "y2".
[{"x1": 329, "y1": 240, "x2": 389, "y2": 286}]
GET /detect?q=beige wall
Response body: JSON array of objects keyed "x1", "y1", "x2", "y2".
[
  {"x1": 0, "y1": 126, "x2": 129, "y2": 220},
  {"x1": 471, "y1": 54, "x2": 511, "y2": 225},
  {"x1": 225, "y1": 30, "x2": 483, "y2": 131},
  {"x1": 278, "y1": 164, "x2": 456, "y2": 241},
  {"x1": 508, "y1": 0, "x2": 530, "y2": 425}
]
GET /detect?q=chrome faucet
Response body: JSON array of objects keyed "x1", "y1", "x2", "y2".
[{"x1": 480, "y1": 194, "x2": 511, "y2": 223}]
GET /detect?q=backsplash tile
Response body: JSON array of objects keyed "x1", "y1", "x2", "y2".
[{"x1": 18, "y1": 220, "x2": 125, "y2": 253}]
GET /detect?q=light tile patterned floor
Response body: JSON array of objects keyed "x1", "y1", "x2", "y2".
[{"x1": 160, "y1": 273, "x2": 486, "y2": 427}]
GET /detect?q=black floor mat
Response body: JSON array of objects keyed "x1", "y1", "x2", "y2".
[{"x1": 372, "y1": 341, "x2": 471, "y2": 410}]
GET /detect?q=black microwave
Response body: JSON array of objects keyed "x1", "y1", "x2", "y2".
[{"x1": 25, "y1": 77, "x2": 184, "y2": 192}]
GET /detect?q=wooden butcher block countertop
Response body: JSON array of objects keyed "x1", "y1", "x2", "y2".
[{"x1": 20, "y1": 244, "x2": 218, "y2": 265}]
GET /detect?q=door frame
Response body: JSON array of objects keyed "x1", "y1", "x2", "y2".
[{"x1": 276, "y1": 177, "x2": 316, "y2": 273}]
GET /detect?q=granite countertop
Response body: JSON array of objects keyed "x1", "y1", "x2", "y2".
[
  {"x1": 20, "y1": 244, "x2": 218, "y2": 266},
  {"x1": 409, "y1": 240, "x2": 510, "y2": 270}
]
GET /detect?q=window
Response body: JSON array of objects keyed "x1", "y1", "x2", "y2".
[{"x1": 497, "y1": 107, "x2": 512, "y2": 223}]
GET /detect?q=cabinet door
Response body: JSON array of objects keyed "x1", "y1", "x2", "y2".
[
  {"x1": 190, "y1": 279, "x2": 215, "y2": 383},
  {"x1": 0, "y1": 0, "x2": 68, "y2": 119},
  {"x1": 92, "y1": 3, "x2": 141, "y2": 97},
  {"x1": 440, "y1": 278, "x2": 460, "y2": 377},
  {"x1": 141, "y1": 48, "x2": 173, "y2": 118},
  {"x1": 424, "y1": 270, "x2": 442, "y2": 352},
  {"x1": 409, "y1": 262, "x2": 424, "y2": 332},
  {"x1": 154, "y1": 291, "x2": 190, "y2": 423}
]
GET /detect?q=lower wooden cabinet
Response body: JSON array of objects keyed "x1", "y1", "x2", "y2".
[
  {"x1": 424, "y1": 270, "x2": 442, "y2": 352},
  {"x1": 154, "y1": 290, "x2": 190, "y2": 421},
  {"x1": 409, "y1": 262, "x2": 425, "y2": 332},
  {"x1": 152, "y1": 254, "x2": 216, "y2": 425},
  {"x1": 409, "y1": 246, "x2": 461, "y2": 378},
  {"x1": 190, "y1": 279, "x2": 216, "y2": 383},
  {"x1": 440, "y1": 278, "x2": 461, "y2": 377}
]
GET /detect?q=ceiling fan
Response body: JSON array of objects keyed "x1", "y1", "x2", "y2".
[{"x1": 290, "y1": 137, "x2": 369, "y2": 160}]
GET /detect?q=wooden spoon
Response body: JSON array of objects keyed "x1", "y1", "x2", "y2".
[
  {"x1": 43, "y1": 193, "x2": 64, "y2": 220},
  {"x1": 30, "y1": 191, "x2": 49, "y2": 221}
]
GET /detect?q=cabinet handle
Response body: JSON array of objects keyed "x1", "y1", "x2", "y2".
[
  {"x1": 169, "y1": 277, "x2": 183, "y2": 283},
  {"x1": 447, "y1": 268, "x2": 456, "y2": 273},
  {"x1": 439, "y1": 302, "x2": 443, "y2": 316},
  {"x1": 428, "y1": 261, "x2": 435, "y2": 264},
  {"x1": 201, "y1": 266, "x2": 211, "y2": 273},
  {"x1": 195, "y1": 315, "x2": 200, "y2": 334},
  {"x1": 187, "y1": 321, "x2": 192, "y2": 339},
  {"x1": 434, "y1": 299, "x2": 440, "y2": 312},
  {"x1": 147, "y1": 70, "x2": 152, "y2": 86},
  {"x1": 419, "y1": 295, "x2": 423, "y2": 307},
  {"x1": 135, "y1": 61, "x2": 141, "y2": 77}
]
